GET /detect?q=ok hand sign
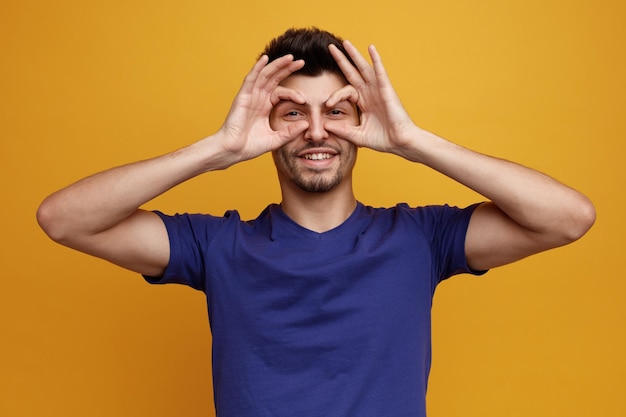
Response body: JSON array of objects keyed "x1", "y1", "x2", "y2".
[{"x1": 325, "y1": 41, "x2": 421, "y2": 160}]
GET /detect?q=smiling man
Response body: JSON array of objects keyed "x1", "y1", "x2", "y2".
[
  {"x1": 37, "y1": 27, "x2": 595, "y2": 417},
  {"x1": 271, "y1": 72, "x2": 359, "y2": 195}
]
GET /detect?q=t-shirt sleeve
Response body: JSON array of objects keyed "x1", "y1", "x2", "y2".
[
  {"x1": 407, "y1": 203, "x2": 487, "y2": 282},
  {"x1": 142, "y1": 210, "x2": 227, "y2": 292}
]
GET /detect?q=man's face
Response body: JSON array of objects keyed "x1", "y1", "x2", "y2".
[{"x1": 270, "y1": 72, "x2": 360, "y2": 193}]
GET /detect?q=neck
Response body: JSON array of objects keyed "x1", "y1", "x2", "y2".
[{"x1": 279, "y1": 183, "x2": 357, "y2": 233}]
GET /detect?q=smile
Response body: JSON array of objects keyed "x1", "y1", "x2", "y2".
[{"x1": 303, "y1": 153, "x2": 334, "y2": 161}]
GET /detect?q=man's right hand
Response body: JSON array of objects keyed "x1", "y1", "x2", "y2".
[{"x1": 211, "y1": 54, "x2": 309, "y2": 169}]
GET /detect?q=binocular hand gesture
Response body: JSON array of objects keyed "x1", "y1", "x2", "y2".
[
  {"x1": 325, "y1": 41, "x2": 420, "y2": 159},
  {"x1": 215, "y1": 54, "x2": 308, "y2": 167}
]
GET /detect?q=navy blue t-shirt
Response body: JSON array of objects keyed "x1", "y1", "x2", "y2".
[{"x1": 146, "y1": 202, "x2": 483, "y2": 417}]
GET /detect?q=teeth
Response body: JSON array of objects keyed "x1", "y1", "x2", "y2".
[{"x1": 303, "y1": 153, "x2": 332, "y2": 160}]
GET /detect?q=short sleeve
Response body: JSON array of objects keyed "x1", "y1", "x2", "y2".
[
  {"x1": 142, "y1": 211, "x2": 229, "y2": 292},
  {"x1": 405, "y1": 203, "x2": 487, "y2": 282}
]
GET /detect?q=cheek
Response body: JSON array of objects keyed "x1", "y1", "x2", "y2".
[
  {"x1": 272, "y1": 147, "x2": 290, "y2": 170},
  {"x1": 344, "y1": 144, "x2": 358, "y2": 166}
]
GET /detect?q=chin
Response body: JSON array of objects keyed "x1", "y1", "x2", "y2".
[{"x1": 293, "y1": 173, "x2": 343, "y2": 193}]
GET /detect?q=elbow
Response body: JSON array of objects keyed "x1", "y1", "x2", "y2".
[
  {"x1": 36, "y1": 196, "x2": 69, "y2": 244},
  {"x1": 562, "y1": 194, "x2": 596, "y2": 243}
]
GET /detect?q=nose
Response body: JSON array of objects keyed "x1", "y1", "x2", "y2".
[{"x1": 303, "y1": 114, "x2": 329, "y2": 142}]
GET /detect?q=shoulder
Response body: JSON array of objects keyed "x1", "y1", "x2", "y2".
[
  {"x1": 152, "y1": 208, "x2": 251, "y2": 241},
  {"x1": 359, "y1": 202, "x2": 481, "y2": 242},
  {"x1": 360, "y1": 202, "x2": 479, "y2": 223}
]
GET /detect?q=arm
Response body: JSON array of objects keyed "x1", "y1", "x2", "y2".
[
  {"x1": 37, "y1": 54, "x2": 308, "y2": 277},
  {"x1": 327, "y1": 41, "x2": 595, "y2": 271},
  {"x1": 402, "y1": 131, "x2": 596, "y2": 271}
]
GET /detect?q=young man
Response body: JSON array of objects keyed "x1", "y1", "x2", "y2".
[{"x1": 37, "y1": 28, "x2": 595, "y2": 417}]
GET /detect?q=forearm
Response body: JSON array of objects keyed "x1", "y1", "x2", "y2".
[
  {"x1": 400, "y1": 127, "x2": 595, "y2": 242},
  {"x1": 37, "y1": 135, "x2": 228, "y2": 243},
  {"x1": 328, "y1": 40, "x2": 594, "y2": 268}
]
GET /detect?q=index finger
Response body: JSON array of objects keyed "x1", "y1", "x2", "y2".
[
  {"x1": 256, "y1": 55, "x2": 305, "y2": 93},
  {"x1": 325, "y1": 84, "x2": 359, "y2": 108},
  {"x1": 270, "y1": 85, "x2": 306, "y2": 106},
  {"x1": 241, "y1": 55, "x2": 304, "y2": 97}
]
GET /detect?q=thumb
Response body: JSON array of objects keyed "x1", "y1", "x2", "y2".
[
  {"x1": 325, "y1": 121, "x2": 363, "y2": 146},
  {"x1": 274, "y1": 120, "x2": 308, "y2": 146}
]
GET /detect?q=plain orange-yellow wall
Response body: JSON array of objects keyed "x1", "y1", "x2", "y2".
[{"x1": 2, "y1": 1, "x2": 624, "y2": 416}]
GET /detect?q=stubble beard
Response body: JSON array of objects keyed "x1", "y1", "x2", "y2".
[
  {"x1": 276, "y1": 146, "x2": 347, "y2": 193},
  {"x1": 293, "y1": 171, "x2": 344, "y2": 193}
]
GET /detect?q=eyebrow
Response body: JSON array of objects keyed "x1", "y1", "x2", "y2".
[
  {"x1": 274, "y1": 98, "x2": 352, "y2": 108},
  {"x1": 274, "y1": 99, "x2": 304, "y2": 106}
]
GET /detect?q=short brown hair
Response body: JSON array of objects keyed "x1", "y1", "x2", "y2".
[{"x1": 261, "y1": 27, "x2": 356, "y2": 77}]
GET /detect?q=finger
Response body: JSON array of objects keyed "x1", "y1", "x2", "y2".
[
  {"x1": 342, "y1": 40, "x2": 376, "y2": 83},
  {"x1": 325, "y1": 84, "x2": 359, "y2": 107},
  {"x1": 328, "y1": 44, "x2": 365, "y2": 88},
  {"x1": 270, "y1": 86, "x2": 305, "y2": 106},
  {"x1": 257, "y1": 55, "x2": 305, "y2": 92},
  {"x1": 367, "y1": 45, "x2": 391, "y2": 85},
  {"x1": 325, "y1": 120, "x2": 363, "y2": 146},
  {"x1": 368, "y1": 45, "x2": 384, "y2": 72},
  {"x1": 240, "y1": 54, "x2": 270, "y2": 93},
  {"x1": 274, "y1": 120, "x2": 309, "y2": 146}
]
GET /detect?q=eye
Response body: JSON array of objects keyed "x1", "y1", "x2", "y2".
[
  {"x1": 283, "y1": 110, "x2": 305, "y2": 120},
  {"x1": 325, "y1": 100, "x2": 355, "y2": 118},
  {"x1": 327, "y1": 108, "x2": 349, "y2": 119}
]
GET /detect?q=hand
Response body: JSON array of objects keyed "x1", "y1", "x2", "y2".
[
  {"x1": 215, "y1": 54, "x2": 309, "y2": 167},
  {"x1": 326, "y1": 41, "x2": 420, "y2": 158}
]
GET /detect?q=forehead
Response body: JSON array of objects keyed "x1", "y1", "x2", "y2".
[{"x1": 279, "y1": 72, "x2": 348, "y2": 103}]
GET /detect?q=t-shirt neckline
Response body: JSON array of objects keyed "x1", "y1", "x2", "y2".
[{"x1": 268, "y1": 201, "x2": 366, "y2": 241}]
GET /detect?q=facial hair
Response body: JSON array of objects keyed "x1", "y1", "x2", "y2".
[{"x1": 275, "y1": 143, "x2": 347, "y2": 193}]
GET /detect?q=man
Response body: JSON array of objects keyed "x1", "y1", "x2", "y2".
[{"x1": 37, "y1": 28, "x2": 595, "y2": 417}]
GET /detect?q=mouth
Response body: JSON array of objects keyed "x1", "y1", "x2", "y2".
[
  {"x1": 302, "y1": 152, "x2": 334, "y2": 161},
  {"x1": 296, "y1": 148, "x2": 339, "y2": 169},
  {"x1": 297, "y1": 146, "x2": 339, "y2": 160}
]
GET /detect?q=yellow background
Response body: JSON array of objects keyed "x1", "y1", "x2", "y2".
[{"x1": 2, "y1": 0, "x2": 624, "y2": 416}]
